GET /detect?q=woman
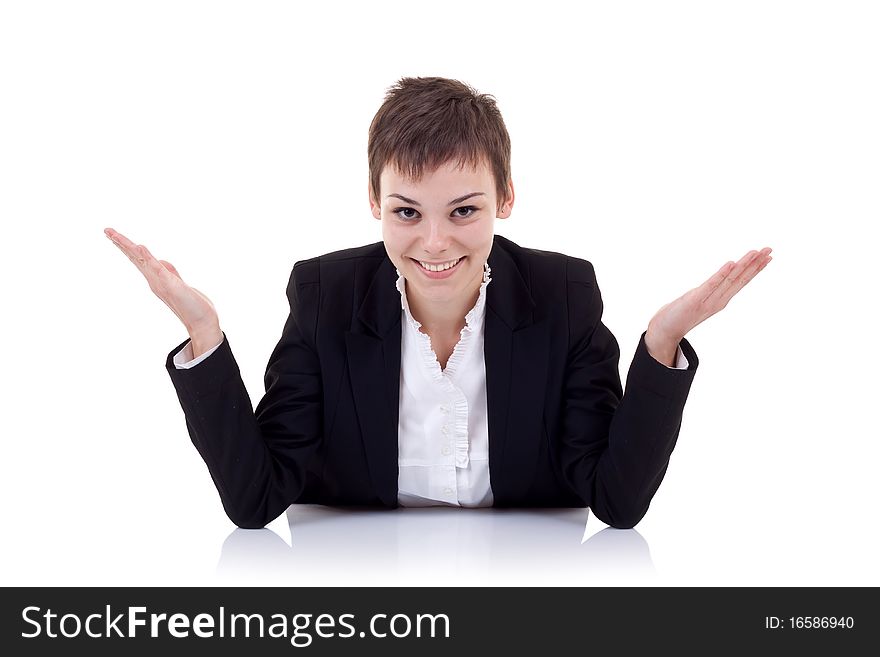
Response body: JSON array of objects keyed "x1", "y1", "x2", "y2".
[{"x1": 105, "y1": 76, "x2": 771, "y2": 529}]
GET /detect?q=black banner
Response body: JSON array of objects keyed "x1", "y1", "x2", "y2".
[{"x1": 1, "y1": 587, "x2": 873, "y2": 654}]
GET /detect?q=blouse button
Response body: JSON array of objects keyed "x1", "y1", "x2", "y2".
[
  {"x1": 441, "y1": 446, "x2": 452, "y2": 456},
  {"x1": 441, "y1": 425, "x2": 449, "y2": 435},
  {"x1": 443, "y1": 487, "x2": 454, "y2": 494},
  {"x1": 440, "y1": 405, "x2": 449, "y2": 414}
]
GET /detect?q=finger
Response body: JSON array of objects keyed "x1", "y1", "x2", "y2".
[
  {"x1": 105, "y1": 229, "x2": 140, "y2": 263},
  {"x1": 105, "y1": 228, "x2": 134, "y2": 250},
  {"x1": 754, "y1": 255, "x2": 772, "y2": 275},
  {"x1": 139, "y1": 245, "x2": 172, "y2": 282},
  {"x1": 700, "y1": 250, "x2": 758, "y2": 306},
  {"x1": 704, "y1": 249, "x2": 771, "y2": 307},
  {"x1": 119, "y1": 242, "x2": 164, "y2": 286},
  {"x1": 110, "y1": 238, "x2": 143, "y2": 269},
  {"x1": 729, "y1": 247, "x2": 760, "y2": 274},
  {"x1": 698, "y1": 260, "x2": 737, "y2": 305},
  {"x1": 742, "y1": 248, "x2": 772, "y2": 279},
  {"x1": 107, "y1": 232, "x2": 162, "y2": 276},
  {"x1": 733, "y1": 248, "x2": 773, "y2": 289},
  {"x1": 700, "y1": 252, "x2": 753, "y2": 306},
  {"x1": 710, "y1": 251, "x2": 757, "y2": 303}
]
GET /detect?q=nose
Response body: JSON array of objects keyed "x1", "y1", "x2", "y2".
[{"x1": 421, "y1": 216, "x2": 451, "y2": 255}]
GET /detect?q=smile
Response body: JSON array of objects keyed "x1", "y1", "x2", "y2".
[
  {"x1": 415, "y1": 257, "x2": 462, "y2": 272},
  {"x1": 410, "y1": 256, "x2": 466, "y2": 279}
]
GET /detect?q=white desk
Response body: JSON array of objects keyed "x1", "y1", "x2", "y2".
[{"x1": 214, "y1": 504, "x2": 656, "y2": 586}]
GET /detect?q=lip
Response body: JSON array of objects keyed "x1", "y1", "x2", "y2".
[{"x1": 410, "y1": 256, "x2": 465, "y2": 280}]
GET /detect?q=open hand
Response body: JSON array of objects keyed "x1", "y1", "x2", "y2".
[
  {"x1": 648, "y1": 247, "x2": 773, "y2": 346},
  {"x1": 104, "y1": 227, "x2": 220, "y2": 334}
]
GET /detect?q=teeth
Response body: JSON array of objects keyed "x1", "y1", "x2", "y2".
[{"x1": 418, "y1": 257, "x2": 461, "y2": 272}]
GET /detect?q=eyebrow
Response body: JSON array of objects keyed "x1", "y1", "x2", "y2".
[{"x1": 385, "y1": 192, "x2": 485, "y2": 206}]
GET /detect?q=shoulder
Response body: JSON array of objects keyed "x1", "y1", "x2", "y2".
[
  {"x1": 282, "y1": 241, "x2": 391, "y2": 340},
  {"x1": 492, "y1": 234, "x2": 598, "y2": 288},
  {"x1": 289, "y1": 241, "x2": 387, "y2": 285}
]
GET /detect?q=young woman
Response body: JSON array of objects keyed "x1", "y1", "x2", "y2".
[{"x1": 105, "y1": 76, "x2": 771, "y2": 529}]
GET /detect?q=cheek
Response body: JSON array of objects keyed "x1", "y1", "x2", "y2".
[
  {"x1": 463, "y1": 223, "x2": 494, "y2": 252},
  {"x1": 381, "y1": 224, "x2": 411, "y2": 260},
  {"x1": 381, "y1": 222, "x2": 399, "y2": 246}
]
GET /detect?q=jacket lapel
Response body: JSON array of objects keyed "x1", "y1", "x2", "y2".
[
  {"x1": 484, "y1": 239, "x2": 550, "y2": 503},
  {"x1": 345, "y1": 255, "x2": 401, "y2": 508}
]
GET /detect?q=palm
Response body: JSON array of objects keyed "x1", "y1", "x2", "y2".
[
  {"x1": 104, "y1": 227, "x2": 219, "y2": 332},
  {"x1": 649, "y1": 247, "x2": 773, "y2": 341}
]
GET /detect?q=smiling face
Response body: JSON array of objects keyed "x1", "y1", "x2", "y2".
[{"x1": 370, "y1": 158, "x2": 514, "y2": 319}]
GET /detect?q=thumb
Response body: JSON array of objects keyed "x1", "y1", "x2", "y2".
[{"x1": 159, "y1": 260, "x2": 182, "y2": 279}]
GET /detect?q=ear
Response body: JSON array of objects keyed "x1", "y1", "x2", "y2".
[
  {"x1": 368, "y1": 180, "x2": 381, "y2": 220},
  {"x1": 497, "y1": 178, "x2": 515, "y2": 218}
]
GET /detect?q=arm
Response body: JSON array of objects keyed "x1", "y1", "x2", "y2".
[
  {"x1": 559, "y1": 244, "x2": 771, "y2": 528},
  {"x1": 558, "y1": 260, "x2": 698, "y2": 529},
  {"x1": 165, "y1": 260, "x2": 323, "y2": 528}
]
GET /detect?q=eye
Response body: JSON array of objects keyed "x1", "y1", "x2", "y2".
[
  {"x1": 392, "y1": 207, "x2": 420, "y2": 221},
  {"x1": 453, "y1": 205, "x2": 478, "y2": 218}
]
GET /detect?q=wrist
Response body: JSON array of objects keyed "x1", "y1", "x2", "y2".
[
  {"x1": 188, "y1": 324, "x2": 223, "y2": 359},
  {"x1": 644, "y1": 327, "x2": 680, "y2": 368},
  {"x1": 186, "y1": 317, "x2": 221, "y2": 338}
]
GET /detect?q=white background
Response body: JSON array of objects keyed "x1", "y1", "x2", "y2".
[{"x1": 1, "y1": 0, "x2": 877, "y2": 586}]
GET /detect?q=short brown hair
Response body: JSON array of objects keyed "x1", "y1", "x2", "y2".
[{"x1": 368, "y1": 76, "x2": 512, "y2": 212}]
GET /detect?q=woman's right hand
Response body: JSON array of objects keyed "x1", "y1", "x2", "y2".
[{"x1": 104, "y1": 227, "x2": 221, "y2": 339}]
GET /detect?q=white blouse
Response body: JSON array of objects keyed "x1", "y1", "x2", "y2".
[
  {"x1": 172, "y1": 259, "x2": 689, "y2": 509},
  {"x1": 395, "y1": 262, "x2": 495, "y2": 508}
]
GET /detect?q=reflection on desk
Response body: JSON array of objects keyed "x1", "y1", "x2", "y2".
[{"x1": 215, "y1": 505, "x2": 656, "y2": 585}]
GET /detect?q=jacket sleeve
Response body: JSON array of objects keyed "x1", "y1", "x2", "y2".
[
  {"x1": 559, "y1": 257, "x2": 698, "y2": 529},
  {"x1": 165, "y1": 259, "x2": 323, "y2": 529}
]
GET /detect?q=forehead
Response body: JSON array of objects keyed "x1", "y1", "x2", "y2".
[{"x1": 381, "y1": 158, "x2": 493, "y2": 192}]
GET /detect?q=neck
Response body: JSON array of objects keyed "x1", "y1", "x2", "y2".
[{"x1": 405, "y1": 277, "x2": 482, "y2": 338}]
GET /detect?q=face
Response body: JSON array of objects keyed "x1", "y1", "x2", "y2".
[{"x1": 370, "y1": 158, "x2": 514, "y2": 312}]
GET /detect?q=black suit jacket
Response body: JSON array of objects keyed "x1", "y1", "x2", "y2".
[{"x1": 166, "y1": 234, "x2": 699, "y2": 529}]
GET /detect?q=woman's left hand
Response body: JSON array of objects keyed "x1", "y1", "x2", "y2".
[{"x1": 645, "y1": 247, "x2": 773, "y2": 365}]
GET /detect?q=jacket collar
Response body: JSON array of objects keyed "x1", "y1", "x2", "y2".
[
  {"x1": 486, "y1": 235, "x2": 537, "y2": 331},
  {"x1": 356, "y1": 254, "x2": 400, "y2": 338}
]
